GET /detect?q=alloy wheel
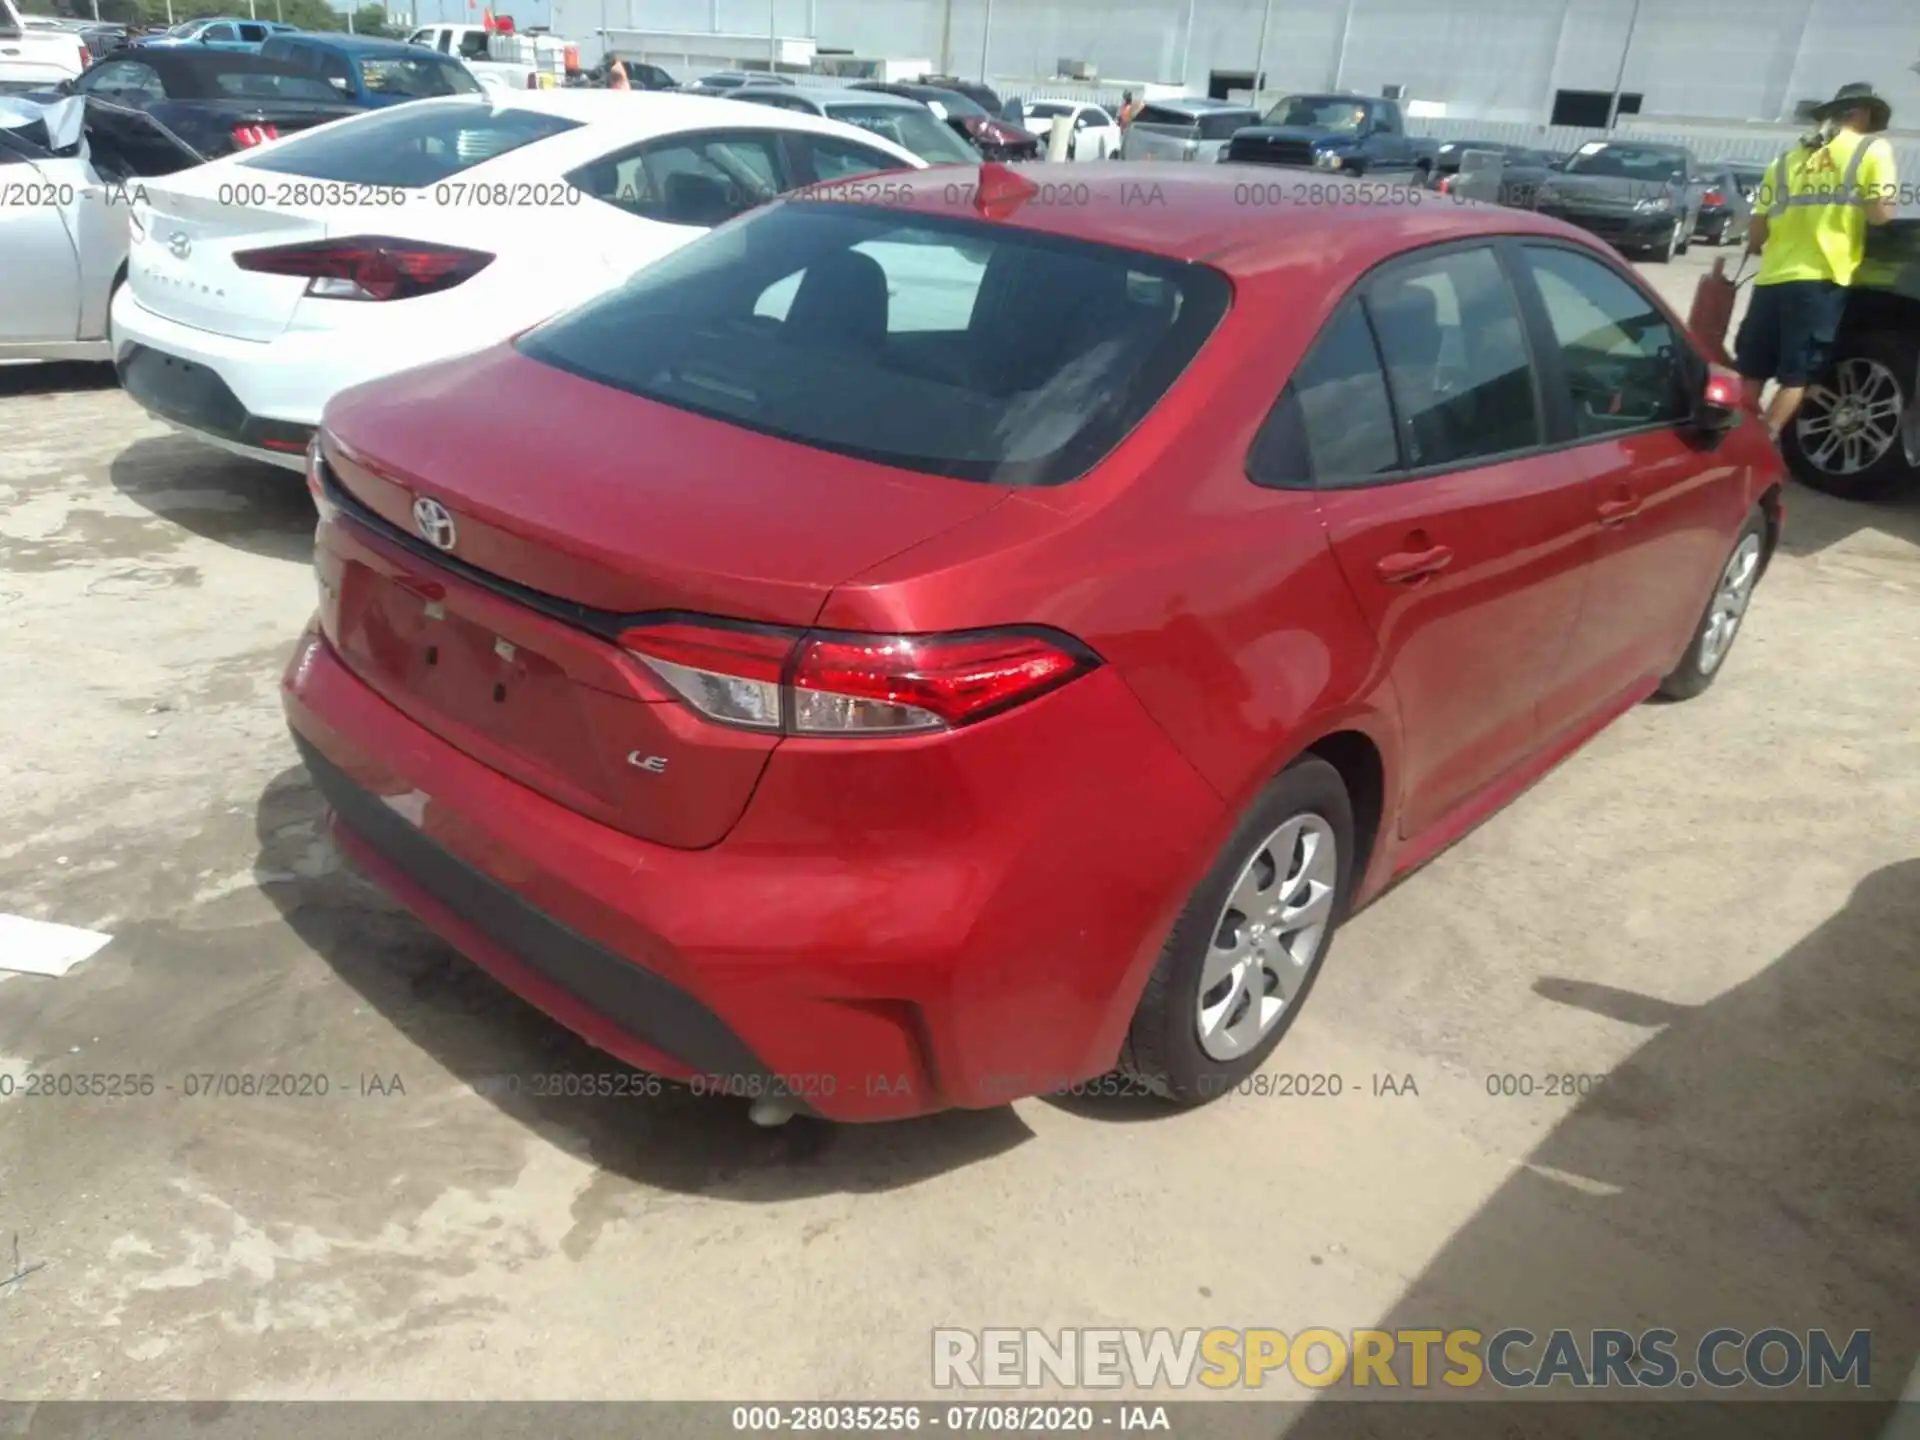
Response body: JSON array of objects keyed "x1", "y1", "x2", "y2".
[
  {"x1": 1196, "y1": 813, "x2": 1337, "y2": 1061},
  {"x1": 1796, "y1": 357, "x2": 1904, "y2": 476},
  {"x1": 1699, "y1": 532, "x2": 1763, "y2": 676}
]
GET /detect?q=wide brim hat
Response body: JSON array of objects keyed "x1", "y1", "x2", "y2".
[{"x1": 1813, "y1": 82, "x2": 1891, "y2": 132}]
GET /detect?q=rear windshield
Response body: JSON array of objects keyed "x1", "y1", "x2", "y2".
[
  {"x1": 1132, "y1": 105, "x2": 1196, "y2": 130},
  {"x1": 517, "y1": 201, "x2": 1230, "y2": 487},
  {"x1": 210, "y1": 70, "x2": 340, "y2": 101},
  {"x1": 822, "y1": 101, "x2": 975, "y2": 163},
  {"x1": 359, "y1": 55, "x2": 483, "y2": 98},
  {"x1": 239, "y1": 99, "x2": 579, "y2": 185}
]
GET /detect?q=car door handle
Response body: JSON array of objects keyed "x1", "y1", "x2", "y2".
[
  {"x1": 1598, "y1": 495, "x2": 1643, "y2": 526},
  {"x1": 1375, "y1": 544, "x2": 1454, "y2": 584}
]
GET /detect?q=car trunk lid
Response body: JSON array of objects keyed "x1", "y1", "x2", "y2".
[
  {"x1": 128, "y1": 170, "x2": 333, "y2": 340},
  {"x1": 314, "y1": 342, "x2": 1010, "y2": 847}
]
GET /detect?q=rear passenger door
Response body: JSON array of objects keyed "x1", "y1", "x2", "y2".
[
  {"x1": 1510, "y1": 241, "x2": 1739, "y2": 732},
  {"x1": 1295, "y1": 243, "x2": 1597, "y2": 839}
]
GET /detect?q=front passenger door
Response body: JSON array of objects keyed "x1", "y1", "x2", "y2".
[
  {"x1": 1513, "y1": 242, "x2": 1742, "y2": 731},
  {"x1": 1308, "y1": 243, "x2": 1596, "y2": 839}
]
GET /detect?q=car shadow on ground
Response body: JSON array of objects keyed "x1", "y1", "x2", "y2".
[
  {"x1": 1279, "y1": 856, "x2": 1920, "y2": 1439},
  {"x1": 108, "y1": 435, "x2": 316, "y2": 564},
  {"x1": 1776, "y1": 478, "x2": 1920, "y2": 558},
  {"x1": 252, "y1": 765, "x2": 1035, "y2": 1198},
  {"x1": 0, "y1": 359, "x2": 119, "y2": 397}
]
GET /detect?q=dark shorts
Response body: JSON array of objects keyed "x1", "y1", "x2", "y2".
[{"x1": 1733, "y1": 279, "x2": 1848, "y2": 388}]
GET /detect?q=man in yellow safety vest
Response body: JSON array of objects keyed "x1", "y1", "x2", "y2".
[{"x1": 1732, "y1": 82, "x2": 1899, "y2": 441}]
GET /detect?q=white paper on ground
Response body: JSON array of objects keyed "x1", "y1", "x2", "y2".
[{"x1": 0, "y1": 914, "x2": 113, "y2": 978}]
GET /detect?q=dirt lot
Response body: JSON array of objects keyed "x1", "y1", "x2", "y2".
[{"x1": 2, "y1": 248, "x2": 1918, "y2": 1419}]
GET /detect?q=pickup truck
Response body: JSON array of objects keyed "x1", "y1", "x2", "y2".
[
  {"x1": 403, "y1": 24, "x2": 535, "y2": 91},
  {"x1": 1221, "y1": 93, "x2": 1439, "y2": 178},
  {"x1": 0, "y1": 0, "x2": 89, "y2": 95},
  {"x1": 1783, "y1": 218, "x2": 1920, "y2": 501}
]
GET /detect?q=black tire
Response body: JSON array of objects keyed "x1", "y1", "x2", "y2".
[
  {"x1": 1120, "y1": 755, "x2": 1355, "y2": 1104},
  {"x1": 1781, "y1": 330, "x2": 1920, "y2": 502},
  {"x1": 1658, "y1": 508, "x2": 1767, "y2": 701}
]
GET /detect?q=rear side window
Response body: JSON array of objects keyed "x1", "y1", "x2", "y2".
[
  {"x1": 1248, "y1": 303, "x2": 1400, "y2": 489},
  {"x1": 239, "y1": 100, "x2": 580, "y2": 185},
  {"x1": 1133, "y1": 105, "x2": 1193, "y2": 129},
  {"x1": 517, "y1": 202, "x2": 1231, "y2": 486},
  {"x1": 1366, "y1": 247, "x2": 1539, "y2": 470}
]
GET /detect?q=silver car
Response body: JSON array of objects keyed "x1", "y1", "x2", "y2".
[{"x1": 1120, "y1": 98, "x2": 1261, "y2": 163}]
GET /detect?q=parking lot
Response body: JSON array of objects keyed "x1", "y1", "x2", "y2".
[{"x1": 2, "y1": 245, "x2": 1918, "y2": 1413}]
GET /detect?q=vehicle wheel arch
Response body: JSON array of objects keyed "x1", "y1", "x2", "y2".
[
  {"x1": 1300, "y1": 728, "x2": 1386, "y2": 908},
  {"x1": 1758, "y1": 480, "x2": 1785, "y2": 580}
]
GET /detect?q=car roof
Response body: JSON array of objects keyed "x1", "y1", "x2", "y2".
[
  {"x1": 811, "y1": 161, "x2": 1603, "y2": 277},
  {"x1": 738, "y1": 87, "x2": 927, "y2": 110}
]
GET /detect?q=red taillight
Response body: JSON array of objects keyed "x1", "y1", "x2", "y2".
[
  {"x1": 231, "y1": 123, "x2": 280, "y2": 149},
  {"x1": 619, "y1": 620, "x2": 1096, "y2": 736},
  {"x1": 232, "y1": 236, "x2": 495, "y2": 301},
  {"x1": 1703, "y1": 187, "x2": 1725, "y2": 207},
  {"x1": 1437, "y1": 174, "x2": 1454, "y2": 194},
  {"x1": 79, "y1": 43, "x2": 91, "y2": 69}
]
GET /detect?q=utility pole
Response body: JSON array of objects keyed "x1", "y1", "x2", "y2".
[
  {"x1": 937, "y1": 0, "x2": 952, "y2": 75},
  {"x1": 1177, "y1": 0, "x2": 1196, "y2": 88},
  {"x1": 1250, "y1": 0, "x2": 1274, "y2": 107},
  {"x1": 978, "y1": 0, "x2": 992, "y2": 82},
  {"x1": 247, "y1": 0, "x2": 255, "y2": 17},
  {"x1": 768, "y1": 0, "x2": 775, "y2": 69},
  {"x1": 1604, "y1": 0, "x2": 1642, "y2": 131},
  {"x1": 1330, "y1": 0, "x2": 1354, "y2": 89}
]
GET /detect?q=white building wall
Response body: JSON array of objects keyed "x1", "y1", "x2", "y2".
[{"x1": 551, "y1": 0, "x2": 1920, "y2": 128}]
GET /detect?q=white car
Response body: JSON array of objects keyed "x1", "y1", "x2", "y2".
[
  {"x1": 0, "y1": 96, "x2": 127, "y2": 364},
  {"x1": 1020, "y1": 100, "x2": 1121, "y2": 161},
  {"x1": 110, "y1": 90, "x2": 927, "y2": 470}
]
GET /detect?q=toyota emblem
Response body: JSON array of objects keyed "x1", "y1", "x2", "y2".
[
  {"x1": 412, "y1": 496, "x2": 457, "y2": 551},
  {"x1": 167, "y1": 231, "x2": 191, "y2": 260}
]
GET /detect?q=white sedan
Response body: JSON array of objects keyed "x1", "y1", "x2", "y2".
[
  {"x1": 1019, "y1": 100, "x2": 1121, "y2": 161},
  {"x1": 110, "y1": 90, "x2": 927, "y2": 470}
]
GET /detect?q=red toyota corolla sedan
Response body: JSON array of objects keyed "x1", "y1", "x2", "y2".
[{"x1": 283, "y1": 165, "x2": 1784, "y2": 1122}]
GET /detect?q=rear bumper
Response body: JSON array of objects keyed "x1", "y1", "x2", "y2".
[
  {"x1": 117, "y1": 341, "x2": 314, "y2": 469},
  {"x1": 283, "y1": 615, "x2": 1225, "y2": 1122},
  {"x1": 110, "y1": 287, "x2": 465, "y2": 465}
]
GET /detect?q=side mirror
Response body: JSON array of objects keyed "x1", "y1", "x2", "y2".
[{"x1": 1694, "y1": 365, "x2": 1744, "y2": 441}]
